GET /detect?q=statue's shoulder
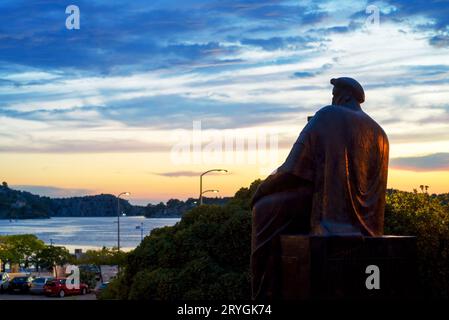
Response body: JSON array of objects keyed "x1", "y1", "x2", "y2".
[
  {"x1": 317, "y1": 105, "x2": 335, "y2": 113},
  {"x1": 303, "y1": 106, "x2": 341, "y2": 132},
  {"x1": 314, "y1": 105, "x2": 342, "y2": 119}
]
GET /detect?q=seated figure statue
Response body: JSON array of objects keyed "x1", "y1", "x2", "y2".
[{"x1": 250, "y1": 77, "x2": 389, "y2": 300}]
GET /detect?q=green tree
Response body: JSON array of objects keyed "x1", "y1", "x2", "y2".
[
  {"x1": 228, "y1": 179, "x2": 262, "y2": 210},
  {"x1": 35, "y1": 245, "x2": 72, "y2": 271},
  {"x1": 0, "y1": 235, "x2": 45, "y2": 269},
  {"x1": 80, "y1": 270, "x2": 100, "y2": 289},
  {"x1": 76, "y1": 247, "x2": 127, "y2": 266},
  {"x1": 103, "y1": 180, "x2": 260, "y2": 300},
  {"x1": 166, "y1": 199, "x2": 182, "y2": 208},
  {"x1": 385, "y1": 189, "x2": 449, "y2": 298},
  {"x1": 0, "y1": 236, "x2": 17, "y2": 267},
  {"x1": 144, "y1": 202, "x2": 166, "y2": 217}
]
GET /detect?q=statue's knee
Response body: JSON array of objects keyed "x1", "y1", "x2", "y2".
[{"x1": 253, "y1": 195, "x2": 274, "y2": 215}]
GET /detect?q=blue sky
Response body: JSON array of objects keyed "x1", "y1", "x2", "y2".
[{"x1": 1, "y1": 0, "x2": 449, "y2": 202}]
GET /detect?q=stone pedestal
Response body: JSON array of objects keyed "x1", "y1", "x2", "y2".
[{"x1": 280, "y1": 235, "x2": 417, "y2": 299}]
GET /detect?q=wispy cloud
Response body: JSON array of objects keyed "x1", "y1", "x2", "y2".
[
  {"x1": 153, "y1": 170, "x2": 231, "y2": 177},
  {"x1": 0, "y1": 139, "x2": 171, "y2": 154},
  {"x1": 0, "y1": 0, "x2": 449, "y2": 168},
  {"x1": 390, "y1": 153, "x2": 449, "y2": 171},
  {"x1": 12, "y1": 185, "x2": 95, "y2": 198}
]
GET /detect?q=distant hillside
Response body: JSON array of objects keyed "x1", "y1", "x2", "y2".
[
  {"x1": 0, "y1": 182, "x2": 144, "y2": 219},
  {"x1": 0, "y1": 182, "x2": 230, "y2": 219},
  {"x1": 144, "y1": 197, "x2": 231, "y2": 218},
  {"x1": 2, "y1": 181, "x2": 446, "y2": 220},
  {"x1": 51, "y1": 194, "x2": 144, "y2": 217},
  {"x1": 0, "y1": 183, "x2": 52, "y2": 219}
]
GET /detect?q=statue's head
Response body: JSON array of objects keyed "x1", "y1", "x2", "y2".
[{"x1": 330, "y1": 77, "x2": 365, "y2": 107}]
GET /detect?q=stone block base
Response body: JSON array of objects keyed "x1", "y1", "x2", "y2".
[{"x1": 280, "y1": 235, "x2": 417, "y2": 299}]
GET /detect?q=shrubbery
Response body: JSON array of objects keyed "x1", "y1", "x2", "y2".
[
  {"x1": 102, "y1": 180, "x2": 261, "y2": 300},
  {"x1": 76, "y1": 247, "x2": 127, "y2": 266},
  {"x1": 385, "y1": 189, "x2": 449, "y2": 298},
  {"x1": 111, "y1": 203, "x2": 252, "y2": 299},
  {"x1": 103, "y1": 181, "x2": 449, "y2": 299}
]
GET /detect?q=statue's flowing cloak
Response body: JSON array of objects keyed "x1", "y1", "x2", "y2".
[
  {"x1": 251, "y1": 104, "x2": 389, "y2": 299},
  {"x1": 251, "y1": 106, "x2": 389, "y2": 300},
  {"x1": 278, "y1": 104, "x2": 389, "y2": 236}
]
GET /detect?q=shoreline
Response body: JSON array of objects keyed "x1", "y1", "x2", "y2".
[
  {"x1": 0, "y1": 216, "x2": 181, "y2": 221},
  {"x1": 0, "y1": 216, "x2": 181, "y2": 252}
]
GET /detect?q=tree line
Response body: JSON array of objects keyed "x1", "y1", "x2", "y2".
[{"x1": 0, "y1": 234, "x2": 127, "y2": 272}]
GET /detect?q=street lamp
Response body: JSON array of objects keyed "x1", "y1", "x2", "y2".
[
  {"x1": 200, "y1": 189, "x2": 219, "y2": 205},
  {"x1": 199, "y1": 169, "x2": 227, "y2": 205},
  {"x1": 202, "y1": 189, "x2": 219, "y2": 196},
  {"x1": 117, "y1": 192, "x2": 130, "y2": 251}
]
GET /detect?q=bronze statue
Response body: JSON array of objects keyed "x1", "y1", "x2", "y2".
[{"x1": 250, "y1": 77, "x2": 389, "y2": 300}]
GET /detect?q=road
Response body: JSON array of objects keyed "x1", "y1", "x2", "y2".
[{"x1": 0, "y1": 293, "x2": 96, "y2": 300}]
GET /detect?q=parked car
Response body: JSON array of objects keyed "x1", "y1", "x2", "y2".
[
  {"x1": 94, "y1": 282, "x2": 109, "y2": 299},
  {"x1": 30, "y1": 276, "x2": 55, "y2": 294},
  {"x1": 43, "y1": 278, "x2": 88, "y2": 298},
  {"x1": 0, "y1": 272, "x2": 10, "y2": 293},
  {"x1": 8, "y1": 276, "x2": 33, "y2": 293}
]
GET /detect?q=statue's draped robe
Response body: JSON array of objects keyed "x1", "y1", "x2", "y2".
[{"x1": 251, "y1": 104, "x2": 389, "y2": 300}]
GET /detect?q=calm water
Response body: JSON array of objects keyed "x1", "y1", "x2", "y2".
[{"x1": 0, "y1": 216, "x2": 180, "y2": 252}]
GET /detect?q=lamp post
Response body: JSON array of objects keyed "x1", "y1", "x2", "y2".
[
  {"x1": 199, "y1": 169, "x2": 227, "y2": 205},
  {"x1": 117, "y1": 192, "x2": 130, "y2": 251},
  {"x1": 201, "y1": 189, "x2": 219, "y2": 204},
  {"x1": 202, "y1": 189, "x2": 219, "y2": 195},
  {"x1": 136, "y1": 222, "x2": 144, "y2": 241}
]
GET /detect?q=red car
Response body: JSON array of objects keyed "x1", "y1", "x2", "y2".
[{"x1": 43, "y1": 278, "x2": 89, "y2": 298}]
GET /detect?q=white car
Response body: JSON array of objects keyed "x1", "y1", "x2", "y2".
[
  {"x1": 30, "y1": 276, "x2": 55, "y2": 294},
  {"x1": 0, "y1": 272, "x2": 10, "y2": 293}
]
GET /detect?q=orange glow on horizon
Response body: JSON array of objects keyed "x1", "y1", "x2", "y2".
[{"x1": 2, "y1": 151, "x2": 449, "y2": 206}]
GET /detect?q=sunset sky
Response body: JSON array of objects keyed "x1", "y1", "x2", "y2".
[{"x1": 1, "y1": 0, "x2": 449, "y2": 205}]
